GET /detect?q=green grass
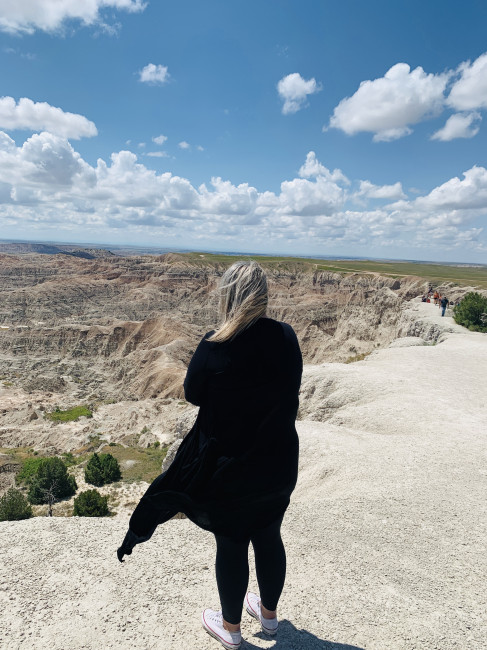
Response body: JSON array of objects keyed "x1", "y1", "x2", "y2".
[
  {"x1": 344, "y1": 352, "x2": 371, "y2": 364},
  {"x1": 45, "y1": 405, "x2": 92, "y2": 422},
  {"x1": 2, "y1": 440, "x2": 169, "y2": 486},
  {"x1": 0, "y1": 446, "x2": 45, "y2": 466},
  {"x1": 95, "y1": 444, "x2": 168, "y2": 483},
  {"x1": 172, "y1": 252, "x2": 487, "y2": 289}
]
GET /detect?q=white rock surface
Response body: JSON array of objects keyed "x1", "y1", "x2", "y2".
[
  {"x1": 387, "y1": 336, "x2": 426, "y2": 348},
  {"x1": 0, "y1": 305, "x2": 486, "y2": 649}
]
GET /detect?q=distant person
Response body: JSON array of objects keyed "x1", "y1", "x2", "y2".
[
  {"x1": 421, "y1": 294, "x2": 427, "y2": 302},
  {"x1": 433, "y1": 291, "x2": 439, "y2": 305},
  {"x1": 117, "y1": 261, "x2": 302, "y2": 649},
  {"x1": 440, "y1": 295, "x2": 449, "y2": 317}
]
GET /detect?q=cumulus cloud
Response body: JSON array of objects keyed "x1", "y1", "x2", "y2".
[
  {"x1": 152, "y1": 134, "x2": 168, "y2": 145},
  {"x1": 357, "y1": 180, "x2": 406, "y2": 200},
  {"x1": 139, "y1": 64, "x2": 170, "y2": 85},
  {"x1": 411, "y1": 166, "x2": 487, "y2": 215},
  {"x1": 0, "y1": 0, "x2": 146, "y2": 35},
  {"x1": 277, "y1": 73, "x2": 322, "y2": 115},
  {"x1": 448, "y1": 53, "x2": 487, "y2": 111},
  {"x1": 178, "y1": 141, "x2": 190, "y2": 150},
  {"x1": 329, "y1": 63, "x2": 449, "y2": 140},
  {"x1": 431, "y1": 112, "x2": 481, "y2": 141},
  {"x1": 299, "y1": 151, "x2": 350, "y2": 185},
  {"x1": 0, "y1": 96, "x2": 97, "y2": 139},
  {"x1": 0, "y1": 135, "x2": 485, "y2": 253}
]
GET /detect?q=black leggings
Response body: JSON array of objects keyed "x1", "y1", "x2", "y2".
[{"x1": 214, "y1": 516, "x2": 286, "y2": 625}]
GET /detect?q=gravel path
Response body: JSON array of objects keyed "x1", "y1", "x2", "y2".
[{"x1": 1, "y1": 309, "x2": 486, "y2": 650}]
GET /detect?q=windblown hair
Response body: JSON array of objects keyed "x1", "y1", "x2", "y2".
[{"x1": 208, "y1": 261, "x2": 268, "y2": 343}]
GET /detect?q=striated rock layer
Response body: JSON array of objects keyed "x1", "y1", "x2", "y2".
[{"x1": 0, "y1": 252, "x2": 482, "y2": 452}]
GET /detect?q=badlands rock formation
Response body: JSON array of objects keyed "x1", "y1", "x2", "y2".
[
  {"x1": 0, "y1": 251, "x2": 471, "y2": 453},
  {"x1": 1, "y1": 304, "x2": 486, "y2": 650}
]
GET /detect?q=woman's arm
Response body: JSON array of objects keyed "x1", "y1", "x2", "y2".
[{"x1": 183, "y1": 333, "x2": 213, "y2": 406}]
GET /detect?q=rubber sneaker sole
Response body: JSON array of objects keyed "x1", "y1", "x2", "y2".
[
  {"x1": 244, "y1": 594, "x2": 278, "y2": 636},
  {"x1": 201, "y1": 611, "x2": 242, "y2": 650}
]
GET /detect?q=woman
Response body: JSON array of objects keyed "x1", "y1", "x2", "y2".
[{"x1": 117, "y1": 261, "x2": 302, "y2": 649}]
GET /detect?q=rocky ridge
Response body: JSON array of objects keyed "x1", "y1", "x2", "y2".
[{"x1": 0, "y1": 253, "x2": 480, "y2": 454}]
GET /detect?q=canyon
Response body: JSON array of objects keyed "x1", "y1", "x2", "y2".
[
  {"x1": 0, "y1": 248, "x2": 486, "y2": 649},
  {"x1": 0, "y1": 250, "x2": 471, "y2": 454}
]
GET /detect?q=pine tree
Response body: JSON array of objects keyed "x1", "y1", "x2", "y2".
[
  {"x1": 27, "y1": 457, "x2": 77, "y2": 505},
  {"x1": 454, "y1": 292, "x2": 487, "y2": 332},
  {"x1": 0, "y1": 488, "x2": 33, "y2": 521},
  {"x1": 84, "y1": 453, "x2": 105, "y2": 486},
  {"x1": 99, "y1": 453, "x2": 122, "y2": 483},
  {"x1": 84, "y1": 452, "x2": 121, "y2": 486}
]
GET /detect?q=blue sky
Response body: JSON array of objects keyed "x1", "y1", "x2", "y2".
[{"x1": 1, "y1": 0, "x2": 487, "y2": 262}]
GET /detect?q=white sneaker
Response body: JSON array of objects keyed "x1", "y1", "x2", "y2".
[
  {"x1": 201, "y1": 609, "x2": 242, "y2": 650},
  {"x1": 245, "y1": 592, "x2": 278, "y2": 635}
]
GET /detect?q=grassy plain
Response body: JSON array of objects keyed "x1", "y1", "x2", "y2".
[
  {"x1": 180, "y1": 252, "x2": 487, "y2": 289},
  {"x1": 1, "y1": 442, "x2": 168, "y2": 485}
]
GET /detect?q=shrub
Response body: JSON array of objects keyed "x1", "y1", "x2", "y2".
[
  {"x1": 0, "y1": 488, "x2": 33, "y2": 521},
  {"x1": 27, "y1": 457, "x2": 77, "y2": 505},
  {"x1": 73, "y1": 489, "x2": 109, "y2": 517},
  {"x1": 345, "y1": 352, "x2": 370, "y2": 364},
  {"x1": 61, "y1": 452, "x2": 78, "y2": 466},
  {"x1": 453, "y1": 292, "x2": 487, "y2": 332},
  {"x1": 84, "y1": 452, "x2": 122, "y2": 487}
]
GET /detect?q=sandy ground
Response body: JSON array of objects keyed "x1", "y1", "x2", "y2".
[{"x1": 0, "y1": 305, "x2": 486, "y2": 650}]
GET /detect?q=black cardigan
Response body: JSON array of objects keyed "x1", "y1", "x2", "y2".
[{"x1": 118, "y1": 317, "x2": 302, "y2": 557}]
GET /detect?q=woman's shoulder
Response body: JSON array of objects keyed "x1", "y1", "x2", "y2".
[{"x1": 256, "y1": 318, "x2": 298, "y2": 341}]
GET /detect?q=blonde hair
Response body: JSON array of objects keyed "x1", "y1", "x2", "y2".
[{"x1": 208, "y1": 261, "x2": 268, "y2": 343}]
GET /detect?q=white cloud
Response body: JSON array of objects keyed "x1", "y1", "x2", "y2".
[
  {"x1": 278, "y1": 176, "x2": 345, "y2": 217},
  {"x1": 0, "y1": 96, "x2": 97, "y2": 139},
  {"x1": 178, "y1": 141, "x2": 190, "y2": 149},
  {"x1": 448, "y1": 53, "x2": 487, "y2": 111},
  {"x1": 431, "y1": 112, "x2": 481, "y2": 141},
  {"x1": 277, "y1": 73, "x2": 322, "y2": 115},
  {"x1": 358, "y1": 180, "x2": 406, "y2": 200},
  {"x1": 139, "y1": 63, "x2": 170, "y2": 85},
  {"x1": 0, "y1": 131, "x2": 95, "y2": 188},
  {"x1": 298, "y1": 151, "x2": 350, "y2": 185},
  {"x1": 0, "y1": 137, "x2": 485, "y2": 254},
  {"x1": 146, "y1": 151, "x2": 169, "y2": 158},
  {"x1": 0, "y1": 0, "x2": 146, "y2": 35},
  {"x1": 411, "y1": 166, "x2": 487, "y2": 215},
  {"x1": 329, "y1": 63, "x2": 449, "y2": 140},
  {"x1": 152, "y1": 134, "x2": 168, "y2": 145},
  {"x1": 372, "y1": 127, "x2": 413, "y2": 143},
  {"x1": 197, "y1": 145, "x2": 204, "y2": 152}
]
